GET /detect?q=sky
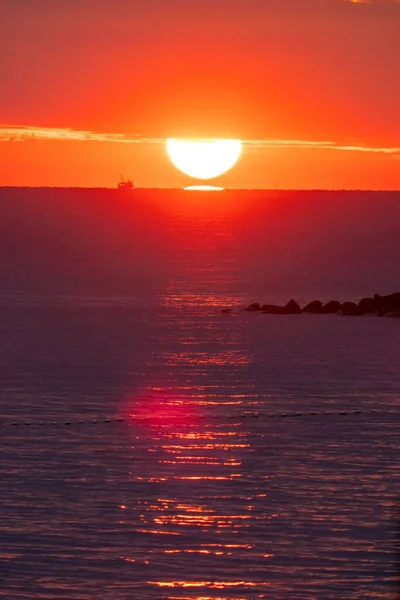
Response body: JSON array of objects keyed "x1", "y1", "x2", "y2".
[{"x1": 0, "y1": 0, "x2": 399, "y2": 189}]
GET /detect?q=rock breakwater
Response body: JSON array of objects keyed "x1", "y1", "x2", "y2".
[{"x1": 222, "y1": 292, "x2": 400, "y2": 317}]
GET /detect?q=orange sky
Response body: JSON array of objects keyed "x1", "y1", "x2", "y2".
[{"x1": 0, "y1": 0, "x2": 399, "y2": 188}]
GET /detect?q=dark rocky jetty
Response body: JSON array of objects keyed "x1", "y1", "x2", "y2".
[{"x1": 240, "y1": 292, "x2": 400, "y2": 318}]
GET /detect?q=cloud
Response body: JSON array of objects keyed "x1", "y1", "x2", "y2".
[
  {"x1": 243, "y1": 139, "x2": 400, "y2": 157},
  {"x1": 0, "y1": 125, "x2": 163, "y2": 145},
  {"x1": 0, "y1": 124, "x2": 399, "y2": 158}
]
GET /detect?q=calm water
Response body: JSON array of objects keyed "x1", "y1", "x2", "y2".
[{"x1": 0, "y1": 188, "x2": 399, "y2": 599}]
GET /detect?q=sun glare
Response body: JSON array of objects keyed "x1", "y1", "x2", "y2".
[{"x1": 166, "y1": 139, "x2": 242, "y2": 180}]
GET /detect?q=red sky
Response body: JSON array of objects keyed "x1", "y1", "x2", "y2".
[{"x1": 0, "y1": 0, "x2": 399, "y2": 188}]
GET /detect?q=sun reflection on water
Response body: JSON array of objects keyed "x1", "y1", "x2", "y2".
[
  {"x1": 184, "y1": 185, "x2": 225, "y2": 191},
  {"x1": 120, "y1": 386, "x2": 276, "y2": 596},
  {"x1": 119, "y1": 253, "x2": 270, "y2": 596}
]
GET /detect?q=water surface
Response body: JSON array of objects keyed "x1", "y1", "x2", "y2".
[{"x1": 0, "y1": 189, "x2": 399, "y2": 599}]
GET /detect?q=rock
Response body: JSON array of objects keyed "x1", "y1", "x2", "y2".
[
  {"x1": 261, "y1": 304, "x2": 278, "y2": 312},
  {"x1": 373, "y1": 292, "x2": 400, "y2": 315},
  {"x1": 338, "y1": 301, "x2": 364, "y2": 316},
  {"x1": 261, "y1": 305, "x2": 282, "y2": 314},
  {"x1": 245, "y1": 303, "x2": 261, "y2": 312},
  {"x1": 263, "y1": 299, "x2": 301, "y2": 314},
  {"x1": 358, "y1": 297, "x2": 378, "y2": 314},
  {"x1": 284, "y1": 299, "x2": 302, "y2": 314},
  {"x1": 262, "y1": 305, "x2": 283, "y2": 314},
  {"x1": 386, "y1": 308, "x2": 400, "y2": 318},
  {"x1": 320, "y1": 301, "x2": 342, "y2": 314},
  {"x1": 302, "y1": 300, "x2": 323, "y2": 313},
  {"x1": 221, "y1": 309, "x2": 233, "y2": 314}
]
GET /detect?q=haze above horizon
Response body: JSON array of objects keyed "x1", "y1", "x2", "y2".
[{"x1": 0, "y1": 0, "x2": 399, "y2": 189}]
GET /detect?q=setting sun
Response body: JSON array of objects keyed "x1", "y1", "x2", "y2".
[{"x1": 166, "y1": 139, "x2": 242, "y2": 180}]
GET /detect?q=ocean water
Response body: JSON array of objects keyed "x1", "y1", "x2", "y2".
[{"x1": 0, "y1": 188, "x2": 399, "y2": 599}]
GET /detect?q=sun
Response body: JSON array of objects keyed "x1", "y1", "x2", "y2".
[{"x1": 166, "y1": 138, "x2": 242, "y2": 180}]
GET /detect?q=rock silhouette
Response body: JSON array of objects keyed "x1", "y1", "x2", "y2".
[
  {"x1": 302, "y1": 300, "x2": 323, "y2": 313},
  {"x1": 245, "y1": 303, "x2": 261, "y2": 312},
  {"x1": 358, "y1": 297, "x2": 378, "y2": 314},
  {"x1": 338, "y1": 302, "x2": 364, "y2": 316},
  {"x1": 320, "y1": 301, "x2": 342, "y2": 314},
  {"x1": 262, "y1": 300, "x2": 302, "y2": 314},
  {"x1": 373, "y1": 293, "x2": 400, "y2": 315},
  {"x1": 261, "y1": 304, "x2": 279, "y2": 312},
  {"x1": 261, "y1": 305, "x2": 281, "y2": 314},
  {"x1": 284, "y1": 299, "x2": 302, "y2": 314}
]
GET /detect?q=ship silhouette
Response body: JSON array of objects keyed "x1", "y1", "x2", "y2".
[{"x1": 117, "y1": 175, "x2": 134, "y2": 190}]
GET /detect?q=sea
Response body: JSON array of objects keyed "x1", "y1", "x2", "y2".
[{"x1": 0, "y1": 188, "x2": 399, "y2": 599}]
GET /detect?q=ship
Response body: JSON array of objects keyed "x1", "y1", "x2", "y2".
[{"x1": 117, "y1": 175, "x2": 134, "y2": 190}]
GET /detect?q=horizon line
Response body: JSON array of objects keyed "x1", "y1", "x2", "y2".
[{"x1": 1, "y1": 185, "x2": 399, "y2": 192}]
